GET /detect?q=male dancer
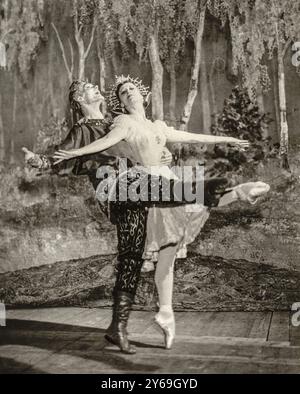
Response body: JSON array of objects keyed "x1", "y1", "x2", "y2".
[{"x1": 23, "y1": 81, "x2": 172, "y2": 354}]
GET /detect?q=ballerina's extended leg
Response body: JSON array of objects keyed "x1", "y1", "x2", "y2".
[
  {"x1": 154, "y1": 244, "x2": 177, "y2": 349},
  {"x1": 218, "y1": 181, "x2": 270, "y2": 207}
]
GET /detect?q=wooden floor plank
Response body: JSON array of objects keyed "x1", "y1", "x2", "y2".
[
  {"x1": 6, "y1": 308, "x2": 112, "y2": 332},
  {"x1": 127, "y1": 311, "x2": 158, "y2": 335},
  {"x1": 115, "y1": 311, "x2": 273, "y2": 339},
  {"x1": 7, "y1": 308, "x2": 85, "y2": 324},
  {"x1": 185, "y1": 358, "x2": 300, "y2": 374},
  {"x1": 57, "y1": 308, "x2": 112, "y2": 329},
  {"x1": 247, "y1": 312, "x2": 272, "y2": 339},
  {"x1": 2, "y1": 308, "x2": 300, "y2": 374},
  {"x1": 123, "y1": 335, "x2": 300, "y2": 360},
  {"x1": 175, "y1": 312, "x2": 215, "y2": 336},
  {"x1": 290, "y1": 310, "x2": 300, "y2": 346},
  {"x1": 204, "y1": 312, "x2": 258, "y2": 338},
  {"x1": 268, "y1": 312, "x2": 290, "y2": 342},
  {"x1": 175, "y1": 312, "x2": 271, "y2": 339}
]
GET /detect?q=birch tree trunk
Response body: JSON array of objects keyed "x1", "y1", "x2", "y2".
[
  {"x1": 10, "y1": 72, "x2": 17, "y2": 164},
  {"x1": 277, "y1": 52, "x2": 289, "y2": 170},
  {"x1": 179, "y1": 7, "x2": 206, "y2": 130},
  {"x1": 51, "y1": 22, "x2": 73, "y2": 84},
  {"x1": 0, "y1": 93, "x2": 5, "y2": 162},
  {"x1": 200, "y1": 53, "x2": 210, "y2": 132},
  {"x1": 77, "y1": 38, "x2": 85, "y2": 80},
  {"x1": 208, "y1": 65, "x2": 218, "y2": 126},
  {"x1": 271, "y1": 57, "x2": 280, "y2": 139},
  {"x1": 256, "y1": 88, "x2": 265, "y2": 113},
  {"x1": 149, "y1": 32, "x2": 164, "y2": 120},
  {"x1": 99, "y1": 54, "x2": 107, "y2": 115},
  {"x1": 256, "y1": 86, "x2": 267, "y2": 138},
  {"x1": 99, "y1": 53, "x2": 106, "y2": 93},
  {"x1": 169, "y1": 59, "x2": 177, "y2": 124},
  {"x1": 208, "y1": 43, "x2": 219, "y2": 126},
  {"x1": 111, "y1": 48, "x2": 119, "y2": 76},
  {"x1": 48, "y1": 36, "x2": 57, "y2": 117},
  {"x1": 96, "y1": 28, "x2": 106, "y2": 114}
]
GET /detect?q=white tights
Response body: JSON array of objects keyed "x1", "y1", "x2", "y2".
[{"x1": 154, "y1": 244, "x2": 177, "y2": 320}]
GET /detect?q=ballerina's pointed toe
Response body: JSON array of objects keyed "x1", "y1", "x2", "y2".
[
  {"x1": 234, "y1": 181, "x2": 270, "y2": 204},
  {"x1": 153, "y1": 315, "x2": 175, "y2": 350}
]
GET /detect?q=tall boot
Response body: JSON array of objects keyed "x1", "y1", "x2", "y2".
[{"x1": 105, "y1": 291, "x2": 136, "y2": 354}]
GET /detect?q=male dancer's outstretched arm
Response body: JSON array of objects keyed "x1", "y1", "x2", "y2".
[{"x1": 22, "y1": 119, "x2": 119, "y2": 181}]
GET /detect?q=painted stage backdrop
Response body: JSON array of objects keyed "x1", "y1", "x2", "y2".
[{"x1": 0, "y1": 0, "x2": 300, "y2": 310}]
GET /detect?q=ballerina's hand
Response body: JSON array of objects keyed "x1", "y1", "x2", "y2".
[
  {"x1": 160, "y1": 149, "x2": 172, "y2": 165},
  {"x1": 52, "y1": 149, "x2": 80, "y2": 165},
  {"x1": 229, "y1": 138, "x2": 250, "y2": 151}
]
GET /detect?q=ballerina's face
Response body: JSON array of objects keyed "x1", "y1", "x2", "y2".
[{"x1": 118, "y1": 82, "x2": 143, "y2": 112}]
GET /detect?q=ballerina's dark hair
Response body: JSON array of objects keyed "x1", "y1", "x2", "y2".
[{"x1": 107, "y1": 75, "x2": 151, "y2": 116}]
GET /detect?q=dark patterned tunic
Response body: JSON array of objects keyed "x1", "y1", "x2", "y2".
[{"x1": 31, "y1": 118, "x2": 148, "y2": 295}]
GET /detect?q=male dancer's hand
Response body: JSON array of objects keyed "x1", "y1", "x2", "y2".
[
  {"x1": 22, "y1": 147, "x2": 50, "y2": 169},
  {"x1": 22, "y1": 147, "x2": 36, "y2": 163},
  {"x1": 22, "y1": 146, "x2": 44, "y2": 168}
]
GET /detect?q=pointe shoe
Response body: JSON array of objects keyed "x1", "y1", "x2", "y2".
[
  {"x1": 233, "y1": 181, "x2": 270, "y2": 204},
  {"x1": 153, "y1": 314, "x2": 175, "y2": 350}
]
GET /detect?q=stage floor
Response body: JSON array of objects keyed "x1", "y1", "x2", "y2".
[{"x1": 1, "y1": 308, "x2": 300, "y2": 374}]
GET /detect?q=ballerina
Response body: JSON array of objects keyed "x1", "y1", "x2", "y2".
[{"x1": 54, "y1": 75, "x2": 270, "y2": 351}]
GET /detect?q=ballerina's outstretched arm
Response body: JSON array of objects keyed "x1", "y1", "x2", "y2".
[
  {"x1": 164, "y1": 128, "x2": 250, "y2": 150},
  {"x1": 53, "y1": 126, "x2": 126, "y2": 164}
]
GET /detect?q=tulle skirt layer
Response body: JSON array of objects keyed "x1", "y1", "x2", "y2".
[{"x1": 143, "y1": 204, "x2": 210, "y2": 261}]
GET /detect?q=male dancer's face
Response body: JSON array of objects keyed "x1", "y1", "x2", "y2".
[{"x1": 76, "y1": 82, "x2": 104, "y2": 106}]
